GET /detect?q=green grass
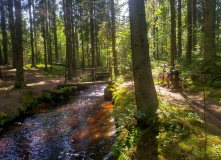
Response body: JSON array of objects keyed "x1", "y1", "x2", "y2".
[
  {"x1": 157, "y1": 101, "x2": 221, "y2": 160},
  {"x1": 112, "y1": 82, "x2": 221, "y2": 160}
]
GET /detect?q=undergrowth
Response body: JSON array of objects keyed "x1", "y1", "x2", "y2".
[
  {"x1": 112, "y1": 85, "x2": 143, "y2": 159},
  {"x1": 112, "y1": 81, "x2": 221, "y2": 160}
]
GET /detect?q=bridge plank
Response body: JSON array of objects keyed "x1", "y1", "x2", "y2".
[{"x1": 58, "y1": 81, "x2": 113, "y2": 88}]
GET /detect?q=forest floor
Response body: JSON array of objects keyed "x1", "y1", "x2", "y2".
[
  {"x1": 122, "y1": 81, "x2": 221, "y2": 135},
  {"x1": 0, "y1": 65, "x2": 62, "y2": 125},
  {"x1": 156, "y1": 85, "x2": 221, "y2": 135}
]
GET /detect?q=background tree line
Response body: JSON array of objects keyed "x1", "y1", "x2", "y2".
[
  {"x1": 0, "y1": 0, "x2": 123, "y2": 88},
  {"x1": 147, "y1": 0, "x2": 218, "y2": 67},
  {"x1": 0, "y1": 0, "x2": 219, "y2": 88}
]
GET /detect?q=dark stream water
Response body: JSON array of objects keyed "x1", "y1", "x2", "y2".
[{"x1": 0, "y1": 85, "x2": 116, "y2": 160}]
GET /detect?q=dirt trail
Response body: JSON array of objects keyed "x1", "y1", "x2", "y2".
[{"x1": 156, "y1": 85, "x2": 221, "y2": 135}]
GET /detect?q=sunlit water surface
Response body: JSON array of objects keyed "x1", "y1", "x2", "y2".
[{"x1": 0, "y1": 85, "x2": 116, "y2": 160}]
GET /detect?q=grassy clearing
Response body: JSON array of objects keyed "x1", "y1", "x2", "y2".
[{"x1": 112, "y1": 80, "x2": 221, "y2": 160}]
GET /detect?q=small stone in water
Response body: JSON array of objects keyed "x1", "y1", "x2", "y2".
[
  {"x1": 66, "y1": 153, "x2": 70, "y2": 156},
  {"x1": 15, "y1": 122, "x2": 22, "y2": 126},
  {"x1": 71, "y1": 153, "x2": 81, "y2": 158}
]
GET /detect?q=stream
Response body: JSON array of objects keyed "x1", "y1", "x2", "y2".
[{"x1": 0, "y1": 85, "x2": 116, "y2": 160}]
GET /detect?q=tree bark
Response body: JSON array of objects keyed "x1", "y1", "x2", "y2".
[
  {"x1": 111, "y1": 0, "x2": 119, "y2": 76},
  {"x1": 42, "y1": 0, "x2": 47, "y2": 71},
  {"x1": 66, "y1": 0, "x2": 73, "y2": 80},
  {"x1": 80, "y1": 6, "x2": 85, "y2": 71},
  {"x1": 170, "y1": 0, "x2": 176, "y2": 67},
  {"x1": 129, "y1": 0, "x2": 159, "y2": 158},
  {"x1": 204, "y1": 0, "x2": 216, "y2": 66},
  {"x1": 187, "y1": 0, "x2": 192, "y2": 63},
  {"x1": 129, "y1": 0, "x2": 158, "y2": 125},
  {"x1": 0, "y1": 46, "x2": 3, "y2": 65},
  {"x1": 29, "y1": 0, "x2": 36, "y2": 67},
  {"x1": 90, "y1": 0, "x2": 95, "y2": 78},
  {"x1": 177, "y1": 0, "x2": 182, "y2": 58},
  {"x1": 8, "y1": 0, "x2": 17, "y2": 68},
  {"x1": 71, "y1": 3, "x2": 76, "y2": 75},
  {"x1": 192, "y1": 0, "x2": 197, "y2": 52},
  {"x1": 14, "y1": 0, "x2": 25, "y2": 88},
  {"x1": 75, "y1": 22, "x2": 79, "y2": 68},
  {"x1": 52, "y1": 0, "x2": 59, "y2": 63},
  {"x1": 216, "y1": 2, "x2": 220, "y2": 54},
  {"x1": 0, "y1": 0, "x2": 8, "y2": 65},
  {"x1": 33, "y1": 0, "x2": 38, "y2": 65}
]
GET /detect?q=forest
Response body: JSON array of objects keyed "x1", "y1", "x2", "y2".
[{"x1": 0, "y1": 0, "x2": 221, "y2": 159}]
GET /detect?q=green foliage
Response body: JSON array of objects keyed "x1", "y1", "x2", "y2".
[
  {"x1": 112, "y1": 85, "x2": 143, "y2": 159},
  {"x1": 116, "y1": 75, "x2": 125, "y2": 84},
  {"x1": 44, "y1": 93, "x2": 54, "y2": 103},
  {"x1": 204, "y1": 65, "x2": 221, "y2": 88},
  {"x1": 21, "y1": 92, "x2": 38, "y2": 108},
  {"x1": 81, "y1": 76, "x2": 92, "y2": 82},
  {"x1": 0, "y1": 112, "x2": 7, "y2": 125},
  {"x1": 158, "y1": 101, "x2": 221, "y2": 160},
  {"x1": 207, "y1": 90, "x2": 221, "y2": 102},
  {"x1": 112, "y1": 82, "x2": 221, "y2": 159}
]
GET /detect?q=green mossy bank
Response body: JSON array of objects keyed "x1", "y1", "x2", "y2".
[{"x1": 0, "y1": 86, "x2": 80, "y2": 127}]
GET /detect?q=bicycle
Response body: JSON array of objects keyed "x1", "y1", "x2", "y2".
[{"x1": 158, "y1": 64, "x2": 181, "y2": 89}]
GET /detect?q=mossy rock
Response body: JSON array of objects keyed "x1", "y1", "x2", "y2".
[{"x1": 104, "y1": 85, "x2": 114, "y2": 101}]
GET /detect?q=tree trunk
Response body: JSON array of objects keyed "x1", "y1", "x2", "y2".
[
  {"x1": 187, "y1": 0, "x2": 192, "y2": 63},
  {"x1": 129, "y1": 0, "x2": 159, "y2": 158},
  {"x1": 90, "y1": 0, "x2": 95, "y2": 78},
  {"x1": 71, "y1": 3, "x2": 76, "y2": 75},
  {"x1": 111, "y1": 0, "x2": 119, "y2": 76},
  {"x1": 14, "y1": 0, "x2": 25, "y2": 88},
  {"x1": 46, "y1": 0, "x2": 50, "y2": 65},
  {"x1": 52, "y1": 0, "x2": 58, "y2": 63},
  {"x1": 8, "y1": 0, "x2": 17, "y2": 68},
  {"x1": 42, "y1": 0, "x2": 47, "y2": 71},
  {"x1": 66, "y1": 0, "x2": 73, "y2": 80},
  {"x1": 170, "y1": 0, "x2": 176, "y2": 67},
  {"x1": 178, "y1": 0, "x2": 182, "y2": 58},
  {"x1": 80, "y1": 6, "x2": 85, "y2": 70},
  {"x1": 95, "y1": 20, "x2": 99, "y2": 66},
  {"x1": 216, "y1": 2, "x2": 220, "y2": 54},
  {"x1": 75, "y1": 22, "x2": 79, "y2": 68},
  {"x1": 152, "y1": 23, "x2": 156, "y2": 59},
  {"x1": 48, "y1": 15, "x2": 52, "y2": 70},
  {"x1": 192, "y1": 0, "x2": 197, "y2": 52},
  {"x1": 129, "y1": 0, "x2": 158, "y2": 125},
  {"x1": 204, "y1": 0, "x2": 216, "y2": 66},
  {"x1": 33, "y1": 0, "x2": 38, "y2": 65},
  {"x1": 29, "y1": 0, "x2": 36, "y2": 67},
  {"x1": 156, "y1": 26, "x2": 159, "y2": 60},
  {"x1": 72, "y1": 24, "x2": 76, "y2": 75},
  {"x1": 0, "y1": 46, "x2": 3, "y2": 65},
  {"x1": 1, "y1": 0, "x2": 8, "y2": 65}
]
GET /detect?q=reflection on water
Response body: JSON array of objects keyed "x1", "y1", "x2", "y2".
[{"x1": 0, "y1": 85, "x2": 116, "y2": 160}]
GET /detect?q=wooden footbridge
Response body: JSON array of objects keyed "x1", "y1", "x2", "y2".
[{"x1": 57, "y1": 67, "x2": 116, "y2": 88}]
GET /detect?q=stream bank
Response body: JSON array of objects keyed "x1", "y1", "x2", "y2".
[
  {"x1": 0, "y1": 85, "x2": 116, "y2": 159},
  {"x1": 0, "y1": 86, "x2": 86, "y2": 127}
]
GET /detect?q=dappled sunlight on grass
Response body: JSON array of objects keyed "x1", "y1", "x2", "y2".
[
  {"x1": 112, "y1": 79, "x2": 221, "y2": 159},
  {"x1": 158, "y1": 102, "x2": 221, "y2": 159}
]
